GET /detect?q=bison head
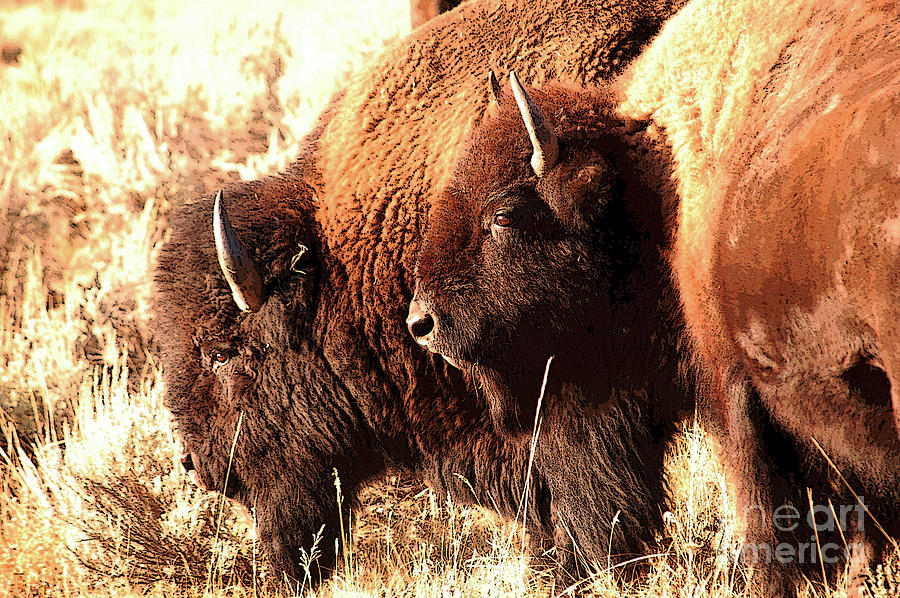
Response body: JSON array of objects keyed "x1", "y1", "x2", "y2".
[
  {"x1": 154, "y1": 182, "x2": 380, "y2": 583},
  {"x1": 410, "y1": 72, "x2": 671, "y2": 435}
]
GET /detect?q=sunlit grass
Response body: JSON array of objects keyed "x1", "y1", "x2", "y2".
[{"x1": 0, "y1": 1, "x2": 408, "y2": 595}]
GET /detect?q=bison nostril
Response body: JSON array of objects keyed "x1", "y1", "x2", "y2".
[
  {"x1": 181, "y1": 452, "x2": 195, "y2": 472},
  {"x1": 406, "y1": 299, "x2": 436, "y2": 345},
  {"x1": 409, "y1": 313, "x2": 435, "y2": 341}
]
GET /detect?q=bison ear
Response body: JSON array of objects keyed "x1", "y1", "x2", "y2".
[
  {"x1": 509, "y1": 71, "x2": 558, "y2": 178},
  {"x1": 569, "y1": 161, "x2": 620, "y2": 225},
  {"x1": 289, "y1": 242, "x2": 315, "y2": 275},
  {"x1": 213, "y1": 191, "x2": 264, "y2": 312},
  {"x1": 485, "y1": 70, "x2": 503, "y2": 119}
]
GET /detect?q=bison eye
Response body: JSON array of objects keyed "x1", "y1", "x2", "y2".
[
  {"x1": 212, "y1": 351, "x2": 230, "y2": 366},
  {"x1": 493, "y1": 212, "x2": 512, "y2": 227}
]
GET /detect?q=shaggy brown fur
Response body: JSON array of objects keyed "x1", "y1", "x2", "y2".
[
  {"x1": 616, "y1": 0, "x2": 900, "y2": 594},
  {"x1": 410, "y1": 75, "x2": 688, "y2": 568},
  {"x1": 154, "y1": 0, "x2": 685, "y2": 584}
]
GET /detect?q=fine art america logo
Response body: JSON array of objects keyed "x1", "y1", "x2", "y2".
[{"x1": 739, "y1": 498, "x2": 869, "y2": 565}]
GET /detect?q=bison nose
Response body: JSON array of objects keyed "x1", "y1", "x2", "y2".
[{"x1": 407, "y1": 299, "x2": 435, "y2": 346}]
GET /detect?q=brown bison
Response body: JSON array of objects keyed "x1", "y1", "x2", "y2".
[
  {"x1": 620, "y1": 0, "x2": 900, "y2": 593},
  {"x1": 154, "y1": 0, "x2": 685, "y2": 584},
  {"x1": 410, "y1": 68, "x2": 690, "y2": 572},
  {"x1": 414, "y1": 0, "x2": 900, "y2": 594},
  {"x1": 410, "y1": 73, "x2": 685, "y2": 438},
  {"x1": 157, "y1": 183, "x2": 546, "y2": 584}
]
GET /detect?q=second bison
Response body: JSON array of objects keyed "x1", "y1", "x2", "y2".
[{"x1": 410, "y1": 68, "x2": 692, "y2": 574}]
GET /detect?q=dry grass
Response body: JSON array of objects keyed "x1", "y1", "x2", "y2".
[{"x1": 0, "y1": 0, "x2": 896, "y2": 596}]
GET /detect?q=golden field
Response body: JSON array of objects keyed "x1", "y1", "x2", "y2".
[{"x1": 0, "y1": 0, "x2": 896, "y2": 596}]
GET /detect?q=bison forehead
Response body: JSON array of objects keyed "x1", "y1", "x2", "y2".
[{"x1": 452, "y1": 121, "x2": 535, "y2": 195}]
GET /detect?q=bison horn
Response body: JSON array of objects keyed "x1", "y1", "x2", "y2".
[
  {"x1": 509, "y1": 71, "x2": 558, "y2": 177},
  {"x1": 213, "y1": 190, "x2": 263, "y2": 312}
]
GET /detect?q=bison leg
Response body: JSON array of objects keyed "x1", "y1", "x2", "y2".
[
  {"x1": 845, "y1": 525, "x2": 876, "y2": 598},
  {"x1": 723, "y1": 375, "x2": 794, "y2": 597},
  {"x1": 759, "y1": 356, "x2": 900, "y2": 594}
]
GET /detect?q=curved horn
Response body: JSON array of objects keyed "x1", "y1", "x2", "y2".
[
  {"x1": 213, "y1": 191, "x2": 263, "y2": 312},
  {"x1": 509, "y1": 71, "x2": 558, "y2": 177}
]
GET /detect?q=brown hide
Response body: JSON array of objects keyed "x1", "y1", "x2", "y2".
[
  {"x1": 617, "y1": 0, "x2": 900, "y2": 594},
  {"x1": 154, "y1": 0, "x2": 685, "y2": 584}
]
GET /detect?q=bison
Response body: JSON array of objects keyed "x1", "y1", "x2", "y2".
[
  {"x1": 619, "y1": 0, "x2": 900, "y2": 593},
  {"x1": 410, "y1": 72, "x2": 685, "y2": 437},
  {"x1": 413, "y1": 0, "x2": 900, "y2": 594},
  {"x1": 156, "y1": 184, "x2": 548, "y2": 583},
  {"x1": 154, "y1": 0, "x2": 685, "y2": 585},
  {"x1": 410, "y1": 68, "x2": 691, "y2": 572}
]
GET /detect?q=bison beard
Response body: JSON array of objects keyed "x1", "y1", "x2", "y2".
[{"x1": 153, "y1": 0, "x2": 688, "y2": 586}]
